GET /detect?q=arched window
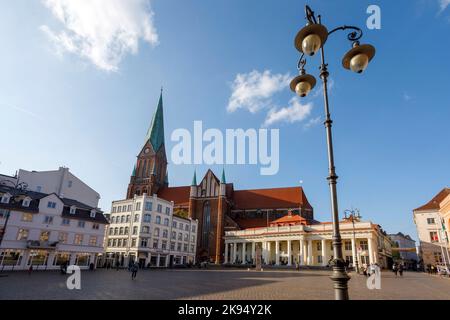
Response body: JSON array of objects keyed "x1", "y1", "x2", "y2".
[{"x1": 201, "y1": 201, "x2": 211, "y2": 249}]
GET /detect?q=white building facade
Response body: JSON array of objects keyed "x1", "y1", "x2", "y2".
[
  {"x1": 15, "y1": 167, "x2": 101, "y2": 208},
  {"x1": 104, "y1": 193, "x2": 198, "y2": 268},
  {"x1": 223, "y1": 214, "x2": 393, "y2": 269},
  {"x1": 0, "y1": 185, "x2": 108, "y2": 271}
]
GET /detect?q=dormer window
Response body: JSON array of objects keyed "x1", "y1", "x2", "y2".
[
  {"x1": 90, "y1": 210, "x2": 96, "y2": 218},
  {"x1": 70, "y1": 206, "x2": 77, "y2": 215},
  {"x1": 1, "y1": 193, "x2": 11, "y2": 204},
  {"x1": 22, "y1": 197, "x2": 31, "y2": 207}
]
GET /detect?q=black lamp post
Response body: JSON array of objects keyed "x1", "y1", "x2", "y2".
[
  {"x1": 290, "y1": 5, "x2": 376, "y2": 300},
  {"x1": 344, "y1": 208, "x2": 362, "y2": 275}
]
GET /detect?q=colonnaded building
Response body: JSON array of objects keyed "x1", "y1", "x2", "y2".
[{"x1": 125, "y1": 93, "x2": 314, "y2": 264}]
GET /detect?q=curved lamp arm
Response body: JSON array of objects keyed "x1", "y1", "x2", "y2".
[{"x1": 328, "y1": 25, "x2": 363, "y2": 43}]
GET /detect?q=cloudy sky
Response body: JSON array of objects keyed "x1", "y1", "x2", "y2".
[{"x1": 1, "y1": 0, "x2": 449, "y2": 241}]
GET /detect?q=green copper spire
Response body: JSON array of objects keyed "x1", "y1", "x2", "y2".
[
  {"x1": 221, "y1": 168, "x2": 226, "y2": 184},
  {"x1": 145, "y1": 91, "x2": 165, "y2": 152},
  {"x1": 132, "y1": 165, "x2": 136, "y2": 177},
  {"x1": 191, "y1": 170, "x2": 197, "y2": 186}
]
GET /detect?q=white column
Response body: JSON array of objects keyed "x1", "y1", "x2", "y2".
[
  {"x1": 241, "y1": 243, "x2": 246, "y2": 264},
  {"x1": 351, "y1": 238, "x2": 357, "y2": 268},
  {"x1": 251, "y1": 242, "x2": 256, "y2": 262},
  {"x1": 224, "y1": 242, "x2": 229, "y2": 264},
  {"x1": 307, "y1": 240, "x2": 313, "y2": 265},
  {"x1": 287, "y1": 240, "x2": 292, "y2": 266},
  {"x1": 299, "y1": 239, "x2": 304, "y2": 266},
  {"x1": 232, "y1": 242, "x2": 237, "y2": 264},
  {"x1": 371, "y1": 238, "x2": 378, "y2": 264},
  {"x1": 275, "y1": 240, "x2": 280, "y2": 265},
  {"x1": 321, "y1": 239, "x2": 327, "y2": 266},
  {"x1": 367, "y1": 238, "x2": 374, "y2": 264},
  {"x1": 157, "y1": 254, "x2": 161, "y2": 267}
]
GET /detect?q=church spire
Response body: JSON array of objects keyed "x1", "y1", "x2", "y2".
[
  {"x1": 145, "y1": 91, "x2": 165, "y2": 152},
  {"x1": 191, "y1": 170, "x2": 197, "y2": 186},
  {"x1": 221, "y1": 168, "x2": 226, "y2": 184}
]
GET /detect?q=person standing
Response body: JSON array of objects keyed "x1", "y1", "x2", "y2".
[
  {"x1": 392, "y1": 263, "x2": 398, "y2": 276},
  {"x1": 131, "y1": 262, "x2": 138, "y2": 280},
  {"x1": 398, "y1": 263, "x2": 404, "y2": 277}
]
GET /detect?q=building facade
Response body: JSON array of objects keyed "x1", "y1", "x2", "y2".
[
  {"x1": 223, "y1": 212, "x2": 393, "y2": 269},
  {"x1": 413, "y1": 188, "x2": 450, "y2": 268},
  {"x1": 388, "y1": 232, "x2": 418, "y2": 269},
  {"x1": 0, "y1": 185, "x2": 108, "y2": 271},
  {"x1": 126, "y1": 93, "x2": 314, "y2": 264},
  {"x1": 104, "y1": 193, "x2": 198, "y2": 268}
]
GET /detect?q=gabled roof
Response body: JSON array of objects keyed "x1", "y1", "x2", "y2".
[
  {"x1": 269, "y1": 212, "x2": 308, "y2": 226},
  {"x1": 233, "y1": 187, "x2": 311, "y2": 210},
  {"x1": 145, "y1": 93, "x2": 165, "y2": 152},
  {"x1": 413, "y1": 188, "x2": 450, "y2": 212}
]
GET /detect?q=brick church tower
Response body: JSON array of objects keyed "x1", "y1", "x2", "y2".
[{"x1": 126, "y1": 92, "x2": 168, "y2": 199}]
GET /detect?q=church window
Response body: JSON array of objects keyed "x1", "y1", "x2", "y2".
[{"x1": 201, "y1": 202, "x2": 211, "y2": 249}]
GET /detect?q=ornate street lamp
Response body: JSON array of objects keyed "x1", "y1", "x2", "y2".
[
  {"x1": 290, "y1": 5, "x2": 376, "y2": 300},
  {"x1": 344, "y1": 208, "x2": 362, "y2": 275}
]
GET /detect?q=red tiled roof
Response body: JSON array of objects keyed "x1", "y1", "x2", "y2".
[
  {"x1": 158, "y1": 186, "x2": 190, "y2": 206},
  {"x1": 413, "y1": 188, "x2": 450, "y2": 212},
  {"x1": 270, "y1": 213, "x2": 308, "y2": 226},
  {"x1": 233, "y1": 187, "x2": 310, "y2": 210}
]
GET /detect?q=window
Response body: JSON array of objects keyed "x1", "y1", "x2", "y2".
[
  {"x1": 112, "y1": 207, "x2": 117, "y2": 213},
  {"x1": 122, "y1": 205, "x2": 127, "y2": 212},
  {"x1": 170, "y1": 242, "x2": 175, "y2": 250},
  {"x1": 112, "y1": 239, "x2": 117, "y2": 247},
  {"x1": 162, "y1": 229, "x2": 168, "y2": 238},
  {"x1": 120, "y1": 215, "x2": 125, "y2": 223},
  {"x1": 68, "y1": 180, "x2": 73, "y2": 188},
  {"x1": 36, "y1": 186, "x2": 42, "y2": 192},
  {"x1": 117, "y1": 206, "x2": 122, "y2": 213},
  {"x1": 1, "y1": 194, "x2": 11, "y2": 204},
  {"x1": 344, "y1": 241, "x2": 352, "y2": 251},
  {"x1": 157, "y1": 204, "x2": 162, "y2": 213},
  {"x1": 154, "y1": 228, "x2": 160, "y2": 237},
  {"x1": 164, "y1": 218, "x2": 169, "y2": 226},
  {"x1": 171, "y1": 231, "x2": 176, "y2": 239},
  {"x1": 156, "y1": 216, "x2": 161, "y2": 224},
  {"x1": 177, "y1": 243, "x2": 182, "y2": 252},
  {"x1": 127, "y1": 205, "x2": 132, "y2": 212},
  {"x1": 165, "y1": 207, "x2": 170, "y2": 215},
  {"x1": 427, "y1": 218, "x2": 435, "y2": 225},
  {"x1": 134, "y1": 214, "x2": 140, "y2": 223},
  {"x1": 70, "y1": 206, "x2": 76, "y2": 214},
  {"x1": 144, "y1": 214, "x2": 151, "y2": 223},
  {"x1": 430, "y1": 231, "x2": 439, "y2": 243},
  {"x1": 153, "y1": 239, "x2": 159, "y2": 249},
  {"x1": 183, "y1": 244, "x2": 188, "y2": 252},
  {"x1": 145, "y1": 202, "x2": 153, "y2": 211},
  {"x1": 78, "y1": 221, "x2": 85, "y2": 228},
  {"x1": 124, "y1": 227, "x2": 129, "y2": 235},
  {"x1": 317, "y1": 242, "x2": 322, "y2": 251},
  {"x1": 133, "y1": 226, "x2": 138, "y2": 235},
  {"x1": 108, "y1": 239, "x2": 112, "y2": 247},
  {"x1": 141, "y1": 238, "x2": 148, "y2": 247},
  {"x1": 58, "y1": 232, "x2": 68, "y2": 244},
  {"x1": 89, "y1": 236, "x2": 97, "y2": 246},
  {"x1": 117, "y1": 239, "x2": 122, "y2": 247},
  {"x1": 123, "y1": 239, "x2": 128, "y2": 247},
  {"x1": 114, "y1": 227, "x2": 118, "y2": 235},
  {"x1": 142, "y1": 226, "x2": 150, "y2": 234},
  {"x1": 202, "y1": 202, "x2": 211, "y2": 249},
  {"x1": 22, "y1": 213, "x2": 33, "y2": 222},
  {"x1": 179, "y1": 223, "x2": 184, "y2": 230},
  {"x1": 172, "y1": 221, "x2": 177, "y2": 228},
  {"x1": 90, "y1": 210, "x2": 96, "y2": 218},
  {"x1": 191, "y1": 245, "x2": 195, "y2": 253},
  {"x1": 17, "y1": 229, "x2": 29, "y2": 240},
  {"x1": 119, "y1": 227, "x2": 124, "y2": 235},
  {"x1": 92, "y1": 223, "x2": 100, "y2": 230},
  {"x1": 47, "y1": 201, "x2": 57, "y2": 209},
  {"x1": 191, "y1": 235, "x2": 195, "y2": 243},
  {"x1": 360, "y1": 240, "x2": 368, "y2": 251},
  {"x1": 126, "y1": 215, "x2": 130, "y2": 223},
  {"x1": 111, "y1": 216, "x2": 116, "y2": 223},
  {"x1": 22, "y1": 198, "x2": 30, "y2": 207},
  {"x1": 74, "y1": 234, "x2": 83, "y2": 245},
  {"x1": 178, "y1": 233, "x2": 182, "y2": 241},
  {"x1": 192, "y1": 225, "x2": 196, "y2": 233},
  {"x1": 131, "y1": 238, "x2": 137, "y2": 247},
  {"x1": 162, "y1": 240, "x2": 167, "y2": 250},
  {"x1": 135, "y1": 202, "x2": 141, "y2": 211},
  {"x1": 40, "y1": 231, "x2": 50, "y2": 242},
  {"x1": 434, "y1": 252, "x2": 443, "y2": 264},
  {"x1": 184, "y1": 234, "x2": 189, "y2": 242},
  {"x1": 109, "y1": 228, "x2": 113, "y2": 236},
  {"x1": 62, "y1": 218, "x2": 71, "y2": 226},
  {"x1": 44, "y1": 216, "x2": 53, "y2": 225},
  {"x1": 185, "y1": 225, "x2": 189, "y2": 231},
  {"x1": 318, "y1": 255, "x2": 323, "y2": 264}
]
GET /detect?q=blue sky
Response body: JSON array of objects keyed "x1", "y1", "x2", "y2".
[{"x1": 1, "y1": 0, "x2": 449, "y2": 241}]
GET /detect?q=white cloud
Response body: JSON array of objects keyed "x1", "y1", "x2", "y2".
[
  {"x1": 227, "y1": 70, "x2": 291, "y2": 113},
  {"x1": 439, "y1": 0, "x2": 450, "y2": 12},
  {"x1": 41, "y1": 0, "x2": 158, "y2": 72},
  {"x1": 263, "y1": 97, "x2": 313, "y2": 127}
]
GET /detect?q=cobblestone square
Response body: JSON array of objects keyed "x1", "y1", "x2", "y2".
[{"x1": 1, "y1": 268, "x2": 449, "y2": 300}]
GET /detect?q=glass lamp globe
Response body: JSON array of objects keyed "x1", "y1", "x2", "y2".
[
  {"x1": 295, "y1": 81, "x2": 312, "y2": 97},
  {"x1": 350, "y1": 53, "x2": 369, "y2": 73},
  {"x1": 302, "y1": 34, "x2": 322, "y2": 56}
]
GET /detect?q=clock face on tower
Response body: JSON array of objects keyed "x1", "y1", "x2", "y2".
[{"x1": 144, "y1": 148, "x2": 150, "y2": 154}]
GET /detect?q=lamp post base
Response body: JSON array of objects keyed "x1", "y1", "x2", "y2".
[{"x1": 330, "y1": 259, "x2": 351, "y2": 300}]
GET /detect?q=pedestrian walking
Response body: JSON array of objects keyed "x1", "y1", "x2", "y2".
[
  {"x1": 398, "y1": 263, "x2": 404, "y2": 277},
  {"x1": 392, "y1": 263, "x2": 398, "y2": 276},
  {"x1": 28, "y1": 265, "x2": 33, "y2": 275},
  {"x1": 131, "y1": 262, "x2": 138, "y2": 280}
]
